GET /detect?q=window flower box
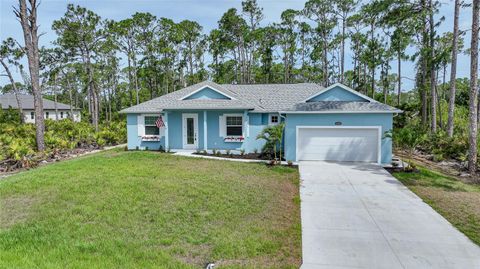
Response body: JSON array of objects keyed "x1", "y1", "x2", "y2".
[
  {"x1": 224, "y1": 136, "x2": 244, "y2": 143},
  {"x1": 141, "y1": 135, "x2": 161, "y2": 142}
]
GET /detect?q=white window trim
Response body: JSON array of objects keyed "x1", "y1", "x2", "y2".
[
  {"x1": 224, "y1": 113, "x2": 244, "y2": 137},
  {"x1": 269, "y1": 114, "x2": 279, "y2": 125},
  {"x1": 143, "y1": 114, "x2": 165, "y2": 137}
]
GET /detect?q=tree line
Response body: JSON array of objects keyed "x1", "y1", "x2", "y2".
[{"x1": 0, "y1": 0, "x2": 479, "y2": 174}]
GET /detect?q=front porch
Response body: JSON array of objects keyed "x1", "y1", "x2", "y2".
[{"x1": 127, "y1": 110, "x2": 268, "y2": 153}]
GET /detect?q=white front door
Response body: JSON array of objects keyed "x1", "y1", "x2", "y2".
[
  {"x1": 297, "y1": 127, "x2": 380, "y2": 163},
  {"x1": 182, "y1": 113, "x2": 198, "y2": 149}
]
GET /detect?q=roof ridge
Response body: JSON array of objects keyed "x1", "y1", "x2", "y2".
[{"x1": 220, "y1": 82, "x2": 320, "y2": 85}]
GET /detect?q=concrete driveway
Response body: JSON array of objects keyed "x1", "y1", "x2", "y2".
[{"x1": 299, "y1": 161, "x2": 480, "y2": 269}]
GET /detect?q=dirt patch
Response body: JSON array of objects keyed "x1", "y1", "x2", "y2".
[
  {"x1": 394, "y1": 150, "x2": 477, "y2": 183},
  {"x1": 0, "y1": 195, "x2": 38, "y2": 228}
]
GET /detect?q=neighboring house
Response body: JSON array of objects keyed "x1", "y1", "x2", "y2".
[
  {"x1": 121, "y1": 81, "x2": 401, "y2": 164},
  {"x1": 0, "y1": 93, "x2": 81, "y2": 123}
]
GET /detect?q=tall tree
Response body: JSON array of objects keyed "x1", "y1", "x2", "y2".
[
  {"x1": 446, "y1": 0, "x2": 461, "y2": 137},
  {"x1": 242, "y1": 0, "x2": 264, "y2": 83},
  {"x1": 468, "y1": 0, "x2": 479, "y2": 175},
  {"x1": 304, "y1": 0, "x2": 336, "y2": 86},
  {"x1": 178, "y1": 20, "x2": 204, "y2": 84},
  {"x1": 333, "y1": 0, "x2": 357, "y2": 83},
  {"x1": 13, "y1": 0, "x2": 45, "y2": 150},
  {"x1": 52, "y1": 4, "x2": 105, "y2": 131},
  {"x1": 0, "y1": 38, "x2": 25, "y2": 122},
  {"x1": 428, "y1": 0, "x2": 437, "y2": 133},
  {"x1": 218, "y1": 8, "x2": 249, "y2": 83},
  {"x1": 275, "y1": 9, "x2": 298, "y2": 83},
  {"x1": 111, "y1": 17, "x2": 139, "y2": 106},
  {"x1": 361, "y1": 2, "x2": 382, "y2": 98}
]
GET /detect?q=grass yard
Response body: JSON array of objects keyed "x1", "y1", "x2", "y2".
[
  {"x1": 392, "y1": 165, "x2": 480, "y2": 245},
  {"x1": 0, "y1": 150, "x2": 301, "y2": 269}
]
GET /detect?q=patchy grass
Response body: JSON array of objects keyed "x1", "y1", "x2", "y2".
[
  {"x1": 392, "y1": 166, "x2": 480, "y2": 245},
  {"x1": 0, "y1": 149, "x2": 301, "y2": 268}
]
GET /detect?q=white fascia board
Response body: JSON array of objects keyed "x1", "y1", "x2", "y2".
[
  {"x1": 179, "y1": 85, "x2": 236, "y2": 100},
  {"x1": 119, "y1": 109, "x2": 163, "y2": 114},
  {"x1": 301, "y1": 82, "x2": 377, "y2": 103}
]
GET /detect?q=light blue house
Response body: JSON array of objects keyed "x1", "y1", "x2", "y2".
[{"x1": 121, "y1": 81, "x2": 401, "y2": 164}]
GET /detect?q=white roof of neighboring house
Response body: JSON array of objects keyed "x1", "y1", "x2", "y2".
[{"x1": 0, "y1": 94, "x2": 78, "y2": 110}]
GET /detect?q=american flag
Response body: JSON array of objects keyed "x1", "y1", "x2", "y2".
[{"x1": 155, "y1": 116, "x2": 165, "y2": 128}]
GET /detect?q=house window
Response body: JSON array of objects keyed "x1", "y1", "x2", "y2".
[
  {"x1": 144, "y1": 116, "x2": 159, "y2": 135},
  {"x1": 61, "y1": 112, "x2": 64, "y2": 118},
  {"x1": 30, "y1": 112, "x2": 34, "y2": 119},
  {"x1": 270, "y1": 114, "x2": 279, "y2": 125},
  {"x1": 45, "y1": 112, "x2": 49, "y2": 119},
  {"x1": 226, "y1": 116, "x2": 243, "y2": 136}
]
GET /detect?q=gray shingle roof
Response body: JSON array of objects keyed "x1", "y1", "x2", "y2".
[
  {"x1": 120, "y1": 80, "x2": 401, "y2": 113},
  {"x1": 291, "y1": 101, "x2": 402, "y2": 112},
  {"x1": 0, "y1": 94, "x2": 77, "y2": 110},
  {"x1": 120, "y1": 81, "x2": 254, "y2": 113},
  {"x1": 222, "y1": 83, "x2": 323, "y2": 112},
  {"x1": 120, "y1": 81, "x2": 324, "y2": 113}
]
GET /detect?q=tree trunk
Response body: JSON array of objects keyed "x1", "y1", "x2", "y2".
[
  {"x1": 15, "y1": 0, "x2": 44, "y2": 151},
  {"x1": 468, "y1": 0, "x2": 479, "y2": 176},
  {"x1": 0, "y1": 59, "x2": 24, "y2": 122},
  {"x1": 438, "y1": 65, "x2": 444, "y2": 129},
  {"x1": 420, "y1": 0, "x2": 429, "y2": 126},
  {"x1": 340, "y1": 17, "x2": 345, "y2": 83},
  {"x1": 429, "y1": 1, "x2": 437, "y2": 133},
  {"x1": 86, "y1": 58, "x2": 98, "y2": 131},
  {"x1": 65, "y1": 74, "x2": 74, "y2": 121},
  {"x1": 127, "y1": 56, "x2": 133, "y2": 107},
  {"x1": 53, "y1": 73, "x2": 59, "y2": 120},
  {"x1": 133, "y1": 58, "x2": 139, "y2": 105},
  {"x1": 397, "y1": 49, "x2": 402, "y2": 106},
  {"x1": 447, "y1": 0, "x2": 461, "y2": 137},
  {"x1": 370, "y1": 23, "x2": 376, "y2": 99}
]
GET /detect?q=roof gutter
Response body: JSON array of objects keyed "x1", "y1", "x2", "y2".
[
  {"x1": 119, "y1": 109, "x2": 164, "y2": 114},
  {"x1": 119, "y1": 107, "x2": 257, "y2": 114},
  {"x1": 278, "y1": 110, "x2": 403, "y2": 114}
]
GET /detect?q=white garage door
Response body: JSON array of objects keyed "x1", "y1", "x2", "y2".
[{"x1": 297, "y1": 127, "x2": 379, "y2": 163}]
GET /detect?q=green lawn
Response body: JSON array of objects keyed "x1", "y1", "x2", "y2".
[
  {"x1": 392, "y1": 166, "x2": 480, "y2": 245},
  {"x1": 0, "y1": 150, "x2": 301, "y2": 269}
]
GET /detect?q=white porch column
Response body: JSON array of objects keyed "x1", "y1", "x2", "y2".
[
  {"x1": 243, "y1": 110, "x2": 249, "y2": 137},
  {"x1": 203, "y1": 111, "x2": 207, "y2": 150},
  {"x1": 164, "y1": 112, "x2": 169, "y2": 150}
]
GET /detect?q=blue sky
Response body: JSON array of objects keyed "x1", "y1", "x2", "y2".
[{"x1": 0, "y1": 0, "x2": 474, "y2": 91}]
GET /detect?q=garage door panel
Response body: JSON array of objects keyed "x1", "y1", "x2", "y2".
[
  {"x1": 299, "y1": 152, "x2": 377, "y2": 162},
  {"x1": 297, "y1": 128, "x2": 379, "y2": 163},
  {"x1": 300, "y1": 138, "x2": 377, "y2": 147}
]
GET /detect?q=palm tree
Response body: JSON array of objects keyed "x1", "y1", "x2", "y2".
[
  {"x1": 256, "y1": 123, "x2": 285, "y2": 163},
  {"x1": 468, "y1": 0, "x2": 479, "y2": 176},
  {"x1": 446, "y1": 0, "x2": 461, "y2": 137}
]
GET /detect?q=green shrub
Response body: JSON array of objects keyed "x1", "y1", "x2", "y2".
[
  {"x1": 393, "y1": 103, "x2": 473, "y2": 163},
  {"x1": 0, "y1": 118, "x2": 127, "y2": 164}
]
